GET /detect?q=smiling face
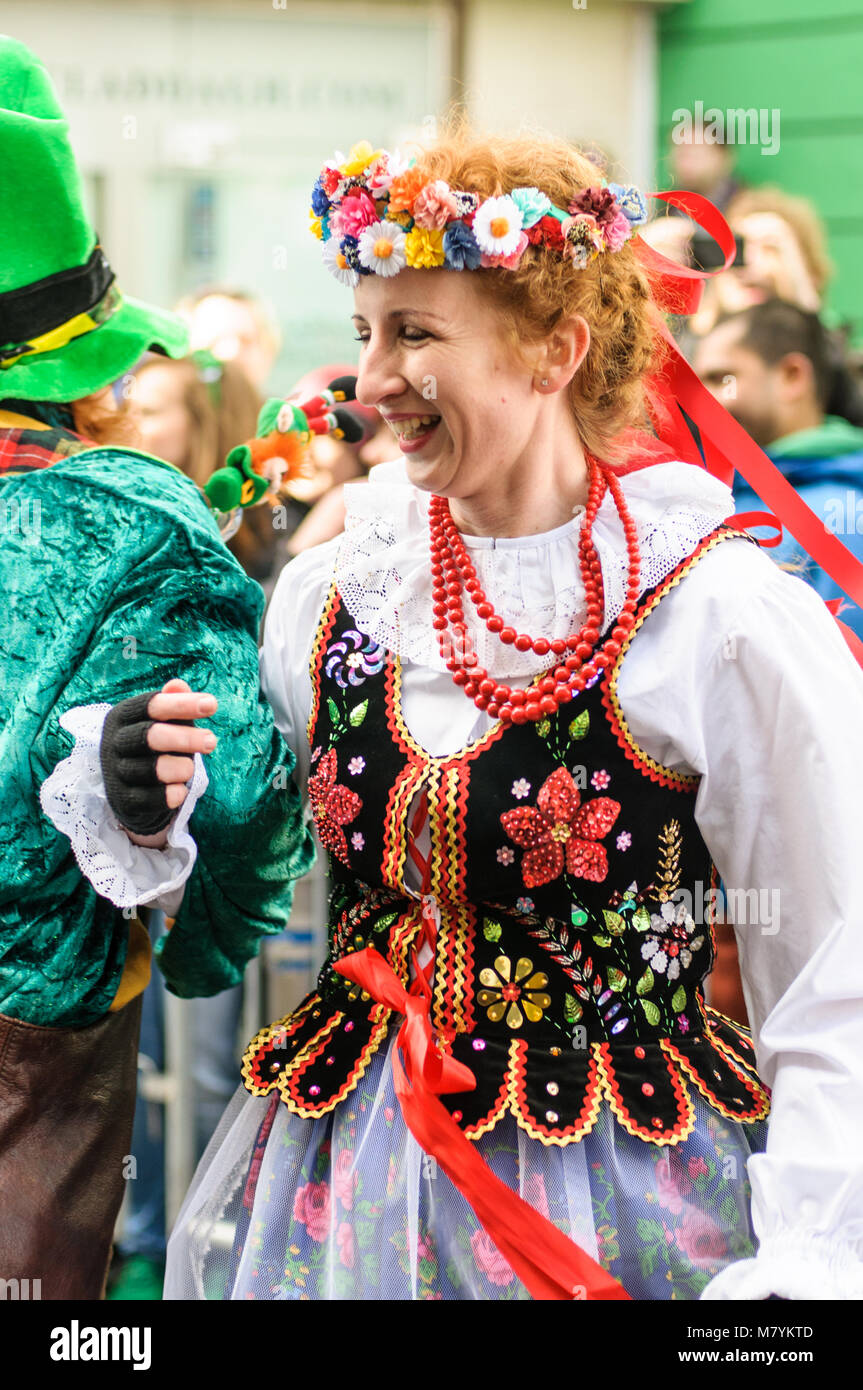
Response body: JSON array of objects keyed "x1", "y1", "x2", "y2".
[{"x1": 353, "y1": 268, "x2": 583, "y2": 526}]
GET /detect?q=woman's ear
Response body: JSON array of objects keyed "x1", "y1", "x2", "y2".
[{"x1": 534, "y1": 315, "x2": 591, "y2": 392}]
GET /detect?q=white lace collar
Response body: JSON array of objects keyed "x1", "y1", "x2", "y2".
[{"x1": 335, "y1": 456, "x2": 734, "y2": 677}]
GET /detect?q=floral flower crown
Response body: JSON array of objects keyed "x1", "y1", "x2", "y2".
[{"x1": 310, "y1": 141, "x2": 649, "y2": 286}]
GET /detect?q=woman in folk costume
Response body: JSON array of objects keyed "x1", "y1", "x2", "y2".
[{"x1": 114, "y1": 126, "x2": 862, "y2": 1301}]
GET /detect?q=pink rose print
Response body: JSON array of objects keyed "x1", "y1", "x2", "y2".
[
  {"x1": 334, "y1": 1149, "x2": 357, "y2": 1211},
  {"x1": 470, "y1": 1229, "x2": 515, "y2": 1286},
  {"x1": 688, "y1": 1155, "x2": 709, "y2": 1180},
  {"x1": 523, "y1": 1172, "x2": 550, "y2": 1220},
  {"x1": 654, "y1": 1153, "x2": 693, "y2": 1216},
  {"x1": 337, "y1": 1221, "x2": 356, "y2": 1270},
  {"x1": 292, "y1": 1180, "x2": 331, "y2": 1242},
  {"x1": 674, "y1": 1207, "x2": 728, "y2": 1269},
  {"x1": 501, "y1": 767, "x2": 621, "y2": 887}
]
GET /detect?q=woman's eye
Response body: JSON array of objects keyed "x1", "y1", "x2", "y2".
[
  {"x1": 401, "y1": 328, "x2": 430, "y2": 342},
  {"x1": 353, "y1": 334, "x2": 369, "y2": 343}
]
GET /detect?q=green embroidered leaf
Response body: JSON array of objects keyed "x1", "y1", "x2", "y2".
[
  {"x1": 349, "y1": 699, "x2": 369, "y2": 727},
  {"x1": 564, "y1": 993, "x2": 583, "y2": 1024},
  {"x1": 640, "y1": 999, "x2": 661, "y2": 1027},
  {"x1": 636, "y1": 1217, "x2": 664, "y2": 1244},
  {"x1": 592, "y1": 934, "x2": 612, "y2": 948},
  {"x1": 603, "y1": 909, "x2": 626, "y2": 936},
  {"x1": 482, "y1": 919, "x2": 502, "y2": 943},
  {"x1": 671, "y1": 985, "x2": 687, "y2": 1013},
  {"x1": 632, "y1": 905, "x2": 651, "y2": 932},
  {"x1": 373, "y1": 911, "x2": 398, "y2": 934},
  {"x1": 571, "y1": 905, "x2": 588, "y2": 927},
  {"x1": 536, "y1": 718, "x2": 551, "y2": 739},
  {"x1": 636, "y1": 966, "x2": 655, "y2": 996},
  {"x1": 326, "y1": 696, "x2": 340, "y2": 727},
  {"x1": 607, "y1": 967, "x2": 627, "y2": 993},
  {"x1": 569, "y1": 710, "x2": 590, "y2": 740},
  {"x1": 719, "y1": 1195, "x2": 739, "y2": 1225}
]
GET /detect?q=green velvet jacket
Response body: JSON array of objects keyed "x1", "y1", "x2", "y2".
[{"x1": 0, "y1": 421, "x2": 314, "y2": 1027}]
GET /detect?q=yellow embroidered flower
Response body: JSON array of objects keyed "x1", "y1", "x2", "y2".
[
  {"x1": 477, "y1": 955, "x2": 551, "y2": 1029},
  {"x1": 404, "y1": 226, "x2": 445, "y2": 270},
  {"x1": 309, "y1": 211, "x2": 324, "y2": 240},
  {"x1": 339, "y1": 141, "x2": 381, "y2": 177}
]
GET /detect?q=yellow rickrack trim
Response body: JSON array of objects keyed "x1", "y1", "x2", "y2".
[
  {"x1": 387, "y1": 903, "x2": 426, "y2": 982},
  {"x1": 384, "y1": 762, "x2": 428, "y2": 893},
  {"x1": 660, "y1": 1036, "x2": 770, "y2": 1124},
  {"x1": 278, "y1": 1008, "x2": 393, "y2": 1119},
  {"x1": 603, "y1": 528, "x2": 752, "y2": 790},
  {"x1": 306, "y1": 578, "x2": 340, "y2": 747},
  {"x1": 597, "y1": 1042, "x2": 696, "y2": 1148},
  {"x1": 461, "y1": 1040, "x2": 520, "y2": 1142},
  {"x1": 240, "y1": 994, "x2": 330, "y2": 1093},
  {"x1": 703, "y1": 1019, "x2": 764, "y2": 1085}
]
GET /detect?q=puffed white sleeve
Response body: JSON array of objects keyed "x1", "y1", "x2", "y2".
[
  {"x1": 620, "y1": 537, "x2": 863, "y2": 1300},
  {"x1": 259, "y1": 538, "x2": 342, "y2": 804}
]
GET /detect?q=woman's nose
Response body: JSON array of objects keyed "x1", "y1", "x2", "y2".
[{"x1": 356, "y1": 338, "x2": 405, "y2": 408}]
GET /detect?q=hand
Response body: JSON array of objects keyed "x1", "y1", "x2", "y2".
[{"x1": 100, "y1": 678, "x2": 219, "y2": 846}]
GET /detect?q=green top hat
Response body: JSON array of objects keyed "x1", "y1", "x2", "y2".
[{"x1": 0, "y1": 35, "x2": 188, "y2": 402}]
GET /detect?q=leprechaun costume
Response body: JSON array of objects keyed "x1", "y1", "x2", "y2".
[{"x1": 0, "y1": 36, "x2": 312, "y2": 1298}]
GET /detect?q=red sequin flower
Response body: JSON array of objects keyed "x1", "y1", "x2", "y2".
[
  {"x1": 308, "y1": 749, "x2": 363, "y2": 866},
  {"x1": 500, "y1": 767, "x2": 621, "y2": 888}
]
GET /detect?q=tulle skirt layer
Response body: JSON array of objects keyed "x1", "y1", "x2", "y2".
[{"x1": 164, "y1": 1032, "x2": 766, "y2": 1301}]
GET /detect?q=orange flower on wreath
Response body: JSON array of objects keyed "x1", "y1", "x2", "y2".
[
  {"x1": 387, "y1": 167, "x2": 428, "y2": 214},
  {"x1": 500, "y1": 766, "x2": 620, "y2": 887}
]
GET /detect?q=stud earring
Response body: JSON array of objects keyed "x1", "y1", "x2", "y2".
[{"x1": 540, "y1": 378, "x2": 549, "y2": 386}]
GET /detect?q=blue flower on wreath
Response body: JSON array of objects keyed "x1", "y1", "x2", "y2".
[
  {"x1": 339, "y1": 235, "x2": 361, "y2": 271},
  {"x1": 607, "y1": 183, "x2": 648, "y2": 227},
  {"x1": 311, "y1": 177, "x2": 331, "y2": 217},
  {"x1": 511, "y1": 186, "x2": 552, "y2": 228},
  {"x1": 325, "y1": 630, "x2": 386, "y2": 687},
  {"x1": 443, "y1": 221, "x2": 483, "y2": 271}
]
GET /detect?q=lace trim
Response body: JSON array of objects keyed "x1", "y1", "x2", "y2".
[
  {"x1": 335, "y1": 461, "x2": 734, "y2": 678},
  {"x1": 39, "y1": 703, "x2": 208, "y2": 909}
]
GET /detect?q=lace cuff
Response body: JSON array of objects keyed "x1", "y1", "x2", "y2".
[
  {"x1": 39, "y1": 703, "x2": 208, "y2": 910},
  {"x1": 701, "y1": 1231, "x2": 863, "y2": 1301}
]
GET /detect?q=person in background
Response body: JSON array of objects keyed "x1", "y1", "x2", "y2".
[
  {"x1": 694, "y1": 298, "x2": 863, "y2": 640},
  {"x1": 131, "y1": 351, "x2": 278, "y2": 585},
  {"x1": 176, "y1": 286, "x2": 281, "y2": 393}
]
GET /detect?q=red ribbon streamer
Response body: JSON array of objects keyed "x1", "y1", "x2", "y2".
[
  {"x1": 632, "y1": 192, "x2": 863, "y2": 655},
  {"x1": 334, "y1": 946, "x2": 629, "y2": 1301}
]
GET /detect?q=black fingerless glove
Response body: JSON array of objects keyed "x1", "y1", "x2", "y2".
[{"x1": 100, "y1": 692, "x2": 193, "y2": 836}]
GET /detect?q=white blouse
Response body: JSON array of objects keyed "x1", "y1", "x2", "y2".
[{"x1": 43, "y1": 455, "x2": 863, "y2": 1301}]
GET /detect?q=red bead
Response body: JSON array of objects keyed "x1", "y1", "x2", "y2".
[
  {"x1": 582, "y1": 628, "x2": 599, "y2": 645},
  {"x1": 565, "y1": 654, "x2": 581, "y2": 671},
  {"x1": 550, "y1": 639, "x2": 567, "y2": 656},
  {"x1": 617, "y1": 612, "x2": 635, "y2": 630},
  {"x1": 452, "y1": 670, "x2": 468, "y2": 686},
  {"x1": 554, "y1": 684, "x2": 572, "y2": 705},
  {"x1": 462, "y1": 652, "x2": 478, "y2": 669},
  {"x1": 533, "y1": 638, "x2": 551, "y2": 656},
  {"x1": 539, "y1": 695, "x2": 557, "y2": 715},
  {"x1": 593, "y1": 653, "x2": 610, "y2": 670},
  {"x1": 498, "y1": 704, "x2": 513, "y2": 723},
  {"x1": 478, "y1": 679, "x2": 495, "y2": 697},
  {"x1": 487, "y1": 616, "x2": 503, "y2": 634},
  {"x1": 475, "y1": 694, "x2": 489, "y2": 711},
  {"x1": 553, "y1": 666, "x2": 569, "y2": 683},
  {"x1": 476, "y1": 602, "x2": 493, "y2": 620},
  {"x1": 511, "y1": 707, "x2": 528, "y2": 725},
  {"x1": 524, "y1": 701, "x2": 542, "y2": 721},
  {"x1": 570, "y1": 674, "x2": 586, "y2": 691},
  {"x1": 433, "y1": 602, "x2": 447, "y2": 617},
  {"x1": 575, "y1": 642, "x2": 592, "y2": 661},
  {"x1": 499, "y1": 627, "x2": 516, "y2": 645},
  {"x1": 514, "y1": 634, "x2": 532, "y2": 653},
  {"x1": 604, "y1": 640, "x2": 621, "y2": 658},
  {"x1": 539, "y1": 677, "x2": 556, "y2": 695},
  {"x1": 464, "y1": 681, "x2": 477, "y2": 698},
  {"x1": 432, "y1": 617, "x2": 447, "y2": 630},
  {"x1": 509, "y1": 689, "x2": 526, "y2": 707},
  {"x1": 611, "y1": 625, "x2": 627, "y2": 643},
  {"x1": 487, "y1": 702, "x2": 500, "y2": 718}
]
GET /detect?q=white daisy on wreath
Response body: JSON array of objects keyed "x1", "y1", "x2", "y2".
[
  {"x1": 322, "y1": 236, "x2": 360, "y2": 287},
  {"x1": 358, "y1": 220, "x2": 407, "y2": 276},
  {"x1": 472, "y1": 195, "x2": 524, "y2": 257}
]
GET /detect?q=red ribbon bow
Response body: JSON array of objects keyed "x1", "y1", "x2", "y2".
[{"x1": 334, "y1": 945, "x2": 629, "y2": 1301}]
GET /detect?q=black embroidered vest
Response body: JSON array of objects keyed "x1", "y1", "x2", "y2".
[{"x1": 243, "y1": 525, "x2": 769, "y2": 1146}]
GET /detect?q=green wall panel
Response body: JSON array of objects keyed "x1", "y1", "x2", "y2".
[{"x1": 658, "y1": 0, "x2": 863, "y2": 341}]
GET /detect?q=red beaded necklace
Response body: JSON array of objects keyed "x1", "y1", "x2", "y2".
[{"x1": 429, "y1": 456, "x2": 641, "y2": 725}]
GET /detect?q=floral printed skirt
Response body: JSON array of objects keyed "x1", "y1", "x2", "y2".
[{"x1": 164, "y1": 1031, "x2": 767, "y2": 1301}]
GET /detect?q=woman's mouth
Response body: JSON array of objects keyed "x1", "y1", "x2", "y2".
[{"x1": 386, "y1": 414, "x2": 441, "y2": 451}]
